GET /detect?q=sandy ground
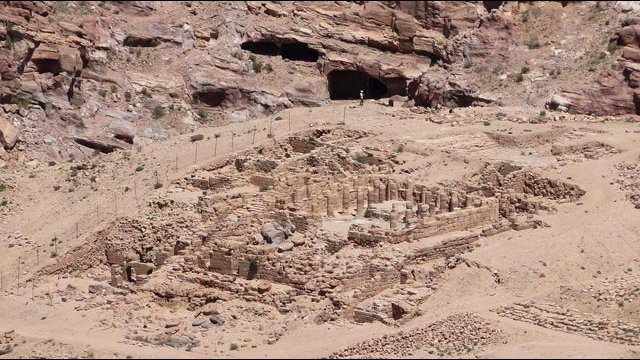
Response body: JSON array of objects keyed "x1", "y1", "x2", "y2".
[{"x1": 2, "y1": 100, "x2": 640, "y2": 358}]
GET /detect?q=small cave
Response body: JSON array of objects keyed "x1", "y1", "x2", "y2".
[
  {"x1": 327, "y1": 70, "x2": 406, "y2": 100},
  {"x1": 241, "y1": 41, "x2": 280, "y2": 56},
  {"x1": 281, "y1": 42, "x2": 319, "y2": 62},
  {"x1": 32, "y1": 58, "x2": 63, "y2": 75},
  {"x1": 123, "y1": 36, "x2": 161, "y2": 47},
  {"x1": 241, "y1": 40, "x2": 320, "y2": 62},
  {"x1": 482, "y1": 1, "x2": 505, "y2": 12},
  {"x1": 193, "y1": 89, "x2": 226, "y2": 107}
]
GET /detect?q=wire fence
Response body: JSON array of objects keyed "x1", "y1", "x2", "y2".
[{"x1": 0, "y1": 105, "x2": 353, "y2": 298}]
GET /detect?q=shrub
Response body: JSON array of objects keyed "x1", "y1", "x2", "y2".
[
  {"x1": 463, "y1": 59, "x2": 473, "y2": 68},
  {"x1": 248, "y1": 258, "x2": 259, "y2": 279},
  {"x1": 69, "y1": 169, "x2": 78, "y2": 177},
  {"x1": 249, "y1": 55, "x2": 263, "y2": 73},
  {"x1": 473, "y1": 65, "x2": 487, "y2": 73},
  {"x1": 29, "y1": 174, "x2": 36, "y2": 178},
  {"x1": 50, "y1": 251, "x2": 57, "y2": 258},
  {"x1": 259, "y1": 182, "x2": 270, "y2": 192},
  {"x1": 10, "y1": 96, "x2": 30, "y2": 108},
  {"x1": 549, "y1": 68, "x2": 561, "y2": 78},
  {"x1": 539, "y1": 110, "x2": 546, "y2": 117},
  {"x1": 53, "y1": 185, "x2": 61, "y2": 191},
  {"x1": 0, "y1": 181, "x2": 5, "y2": 192},
  {"x1": 190, "y1": 134, "x2": 204, "y2": 142},
  {"x1": 98, "y1": 89, "x2": 108, "y2": 98},
  {"x1": 124, "y1": 91, "x2": 132, "y2": 102},
  {"x1": 124, "y1": 186, "x2": 130, "y2": 192},
  {"x1": 196, "y1": 109, "x2": 207, "y2": 119},
  {"x1": 140, "y1": 88, "x2": 151, "y2": 98},
  {"x1": 229, "y1": 343, "x2": 239, "y2": 351},
  {"x1": 0, "y1": 200, "x2": 7, "y2": 206},
  {"x1": 608, "y1": 41, "x2": 618, "y2": 54},
  {"x1": 483, "y1": 121, "x2": 491, "y2": 126},
  {"x1": 152, "y1": 105, "x2": 164, "y2": 119},
  {"x1": 264, "y1": 63, "x2": 273, "y2": 73},
  {"x1": 515, "y1": 73, "x2": 524, "y2": 83},
  {"x1": 496, "y1": 112, "x2": 507, "y2": 119},
  {"x1": 48, "y1": 160, "x2": 57, "y2": 166},
  {"x1": 520, "y1": 66, "x2": 530, "y2": 74},
  {"x1": 274, "y1": 116, "x2": 283, "y2": 121},
  {"x1": 618, "y1": 300, "x2": 624, "y2": 308},
  {"x1": 154, "y1": 182, "x2": 163, "y2": 189},
  {"x1": 492, "y1": 66, "x2": 503, "y2": 75},
  {"x1": 135, "y1": 165, "x2": 145, "y2": 172},
  {"x1": 168, "y1": 103, "x2": 175, "y2": 111},
  {"x1": 110, "y1": 84, "x2": 117, "y2": 93},
  {"x1": 635, "y1": 203, "x2": 640, "y2": 209},
  {"x1": 527, "y1": 35, "x2": 541, "y2": 49}
]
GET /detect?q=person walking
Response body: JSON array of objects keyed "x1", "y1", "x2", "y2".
[{"x1": 359, "y1": 89, "x2": 364, "y2": 106}]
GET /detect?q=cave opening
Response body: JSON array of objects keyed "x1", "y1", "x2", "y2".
[
  {"x1": 240, "y1": 41, "x2": 280, "y2": 56},
  {"x1": 241, "y1": 40, "x2": 320, "y2": 62},
  {"x1": 32, "y1": 59, "x2": 63, "y2": 75},
  {"x1": 281, "y1": 42, "x2": 319, "y2": 62},
  {"x1": 123, "y1": 36, "x2": 161, "y2": 47},
  {"x1": 192, "y1": 89, "x2": 226, "y2": 107},
  {"x1": 482, "y1": 1, "x2": 504, "y2": 12},
  {"x1": 327, "y1": 70, "x2": 406, "y2": 100}
]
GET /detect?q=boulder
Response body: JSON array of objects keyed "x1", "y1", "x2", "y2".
[
  {"x1": 209, "y1": 314, "x2": 225, "y2": 326},
  {"x1": 30, "y1": 44, "x2": 83, "y2": 74},
  {"x1": 277, "y1": 241, "x2": 294, "y2": 252},
  {"x1": 0, "y1": 116, "x2": 18, "y2": 150},
  {"x1": 408, "y1": 68, "x2": 493, "y2": 108},
  {"x1": 261, "y1": 222, "x2": 286, "y2": 244}
]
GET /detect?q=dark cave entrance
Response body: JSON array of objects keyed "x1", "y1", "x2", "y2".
[
  {"x1": 123, "y1": 36, "x2": 161, "y2": 47},
  {"x1": 32, "y1": 59, "x2": 63, "y2": 75},
  {"x1": 327, "y1": 70, "x2": 406, "y2": 100},
  {"x1": 241, "y1": 40, "x2": 320, "y2": 62},
  {"x1": 482, "y1": 1, "x2": 504, "y2": 12},
  {"x1": 281, "y1": 42, "x2": 319, "y2": 62},
  {"x1": 240, "y1": 41, "x2": 280, "y2": 56},
  {"x1": 192, "y1": 89, "x2": 226, "y2": 107}
]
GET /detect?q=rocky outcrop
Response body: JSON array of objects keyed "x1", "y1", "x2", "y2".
[
  {"x1": 546, "y1": 19, "x2": 640, "y2": 115},
  {"x1": 0, "y1": 115, "x2": 18, "y2": 149},
  {"x1": 408, "y1": 68, "x2": 494, "y2": 108}
]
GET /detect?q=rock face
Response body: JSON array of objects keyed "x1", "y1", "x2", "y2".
[
  {"x1": 0, "y1": 116, "x2": 18, "y2": 150},
  {"x1": 546, "y1": 20, "x2": 640, "y2": 116},
  {"x1": 408, "y1": 68, "x2": 494, "y2": 108}
]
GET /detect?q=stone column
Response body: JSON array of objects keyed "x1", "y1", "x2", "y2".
[
  {"x1": 372, "y1": 180, "x2": 380, "y2": 204},
  {"x1": 326, "y1": 194, "x2": 334, "y2": 217},
  {"x1": 379, "y1": 178, "x2": 386, "y2": 202},
  {"x1": 417, "y1": 203, "x2": 426, "y2": 218},
  {"x1": 406, "y1": 180, "x2": 414, "y2": 203},
  {"x1": 429, "y1": 203, "x2": 436, "y2": 217},
  {"x1": 342, "y1": 186, "x2": 350, "y2": 213},
  {"x1": 390, "y1": 210, "x2": 399, "y2": 229},
  {"x1": 390, "y1": 180, "x2": 399, "y2": 200},
  {"x1": 449, "y1": 192, "x2": 457, "y2": 212},
  {"x1": 404, "y1": 209, "x2": 413, "y2": 227},
  {"x1": 356, "y1": 187, "x2": 366, "y2": 216},
  {"x1": 367, "y1": 187, "x2": 375, "y2": 206},
  {"x1": 439, "y1": 192, "x2": 448, "y2": 213}
]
